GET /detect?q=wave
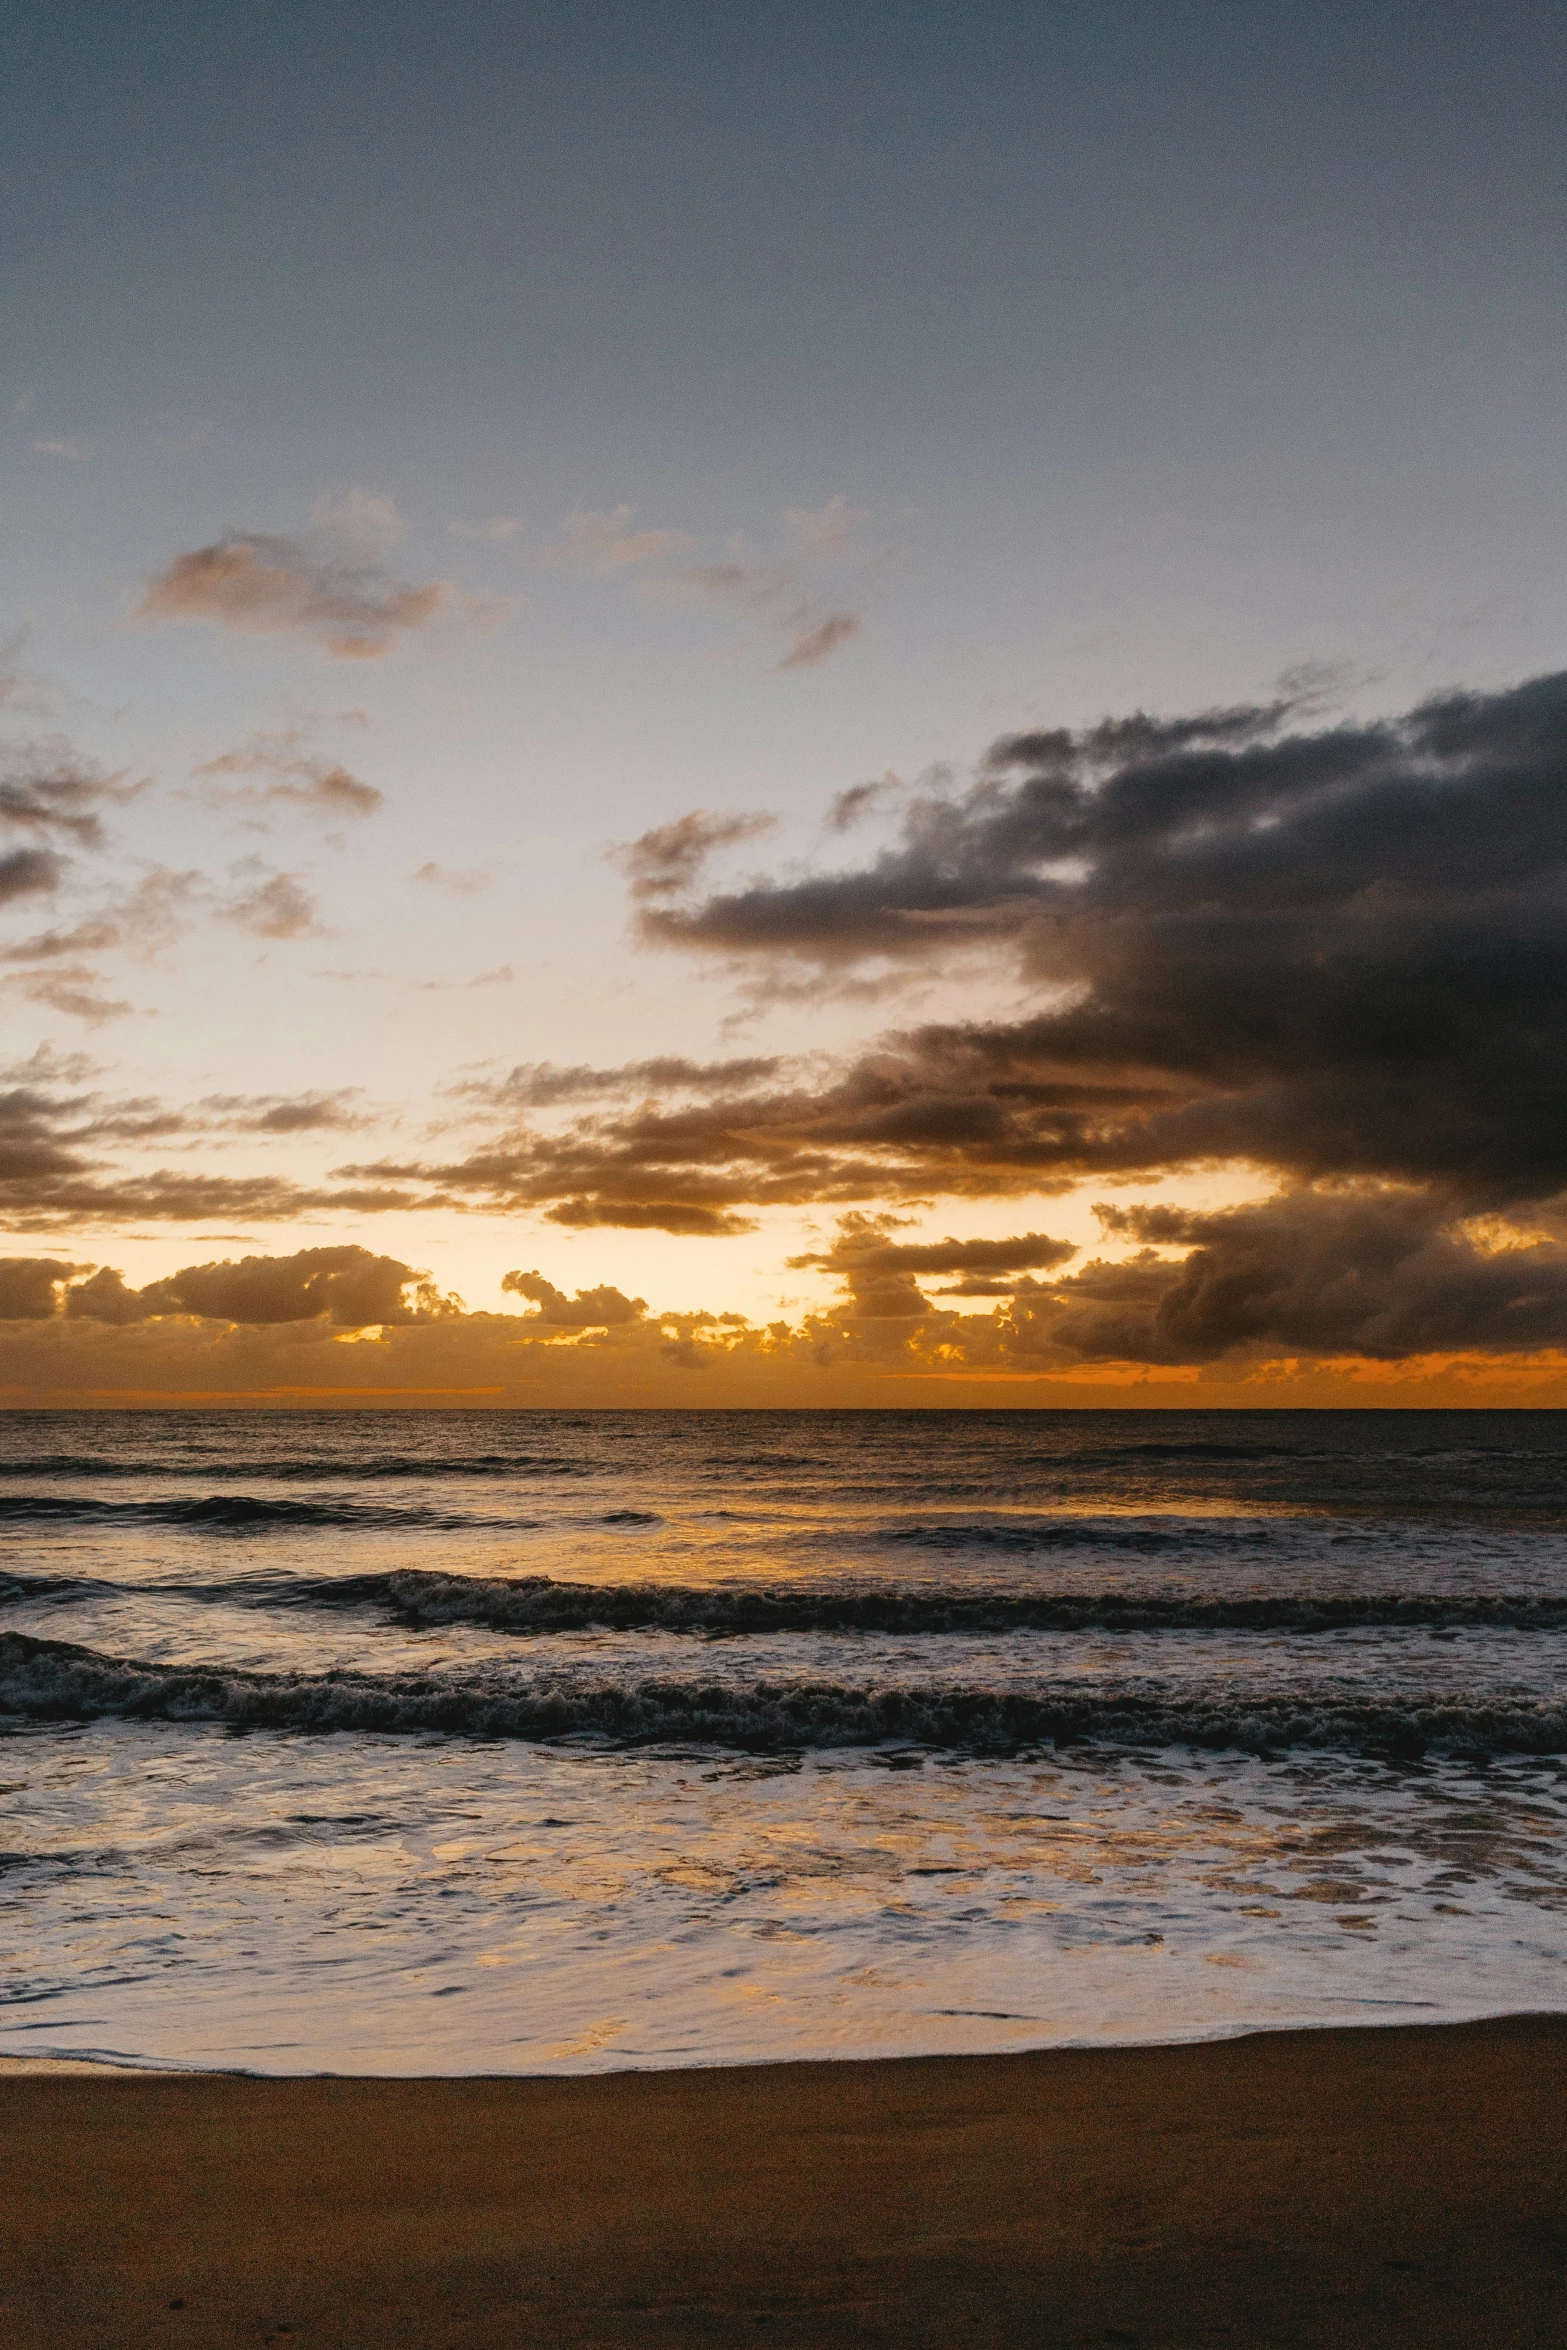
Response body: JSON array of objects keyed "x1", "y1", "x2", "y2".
[
  {"x1": 7, "y1": 1563, "x2": 1567, "y2": 1636},
  {"x1": 878, "y1": 1518, "x2": 1282, "y2": 1553},
  {"x1": 2, "y1": 1630, "x2": 1561, "y2": 1758},
  {"x1": 285, "y1": 1571, "x2": 1567, "y2": 1637},
  {"x1": 0, "y1": 1494, "x2": 519, "y2": 1532},
  {"x1": 0, "y1": 1453, "x2": 593, "y2": 1483}
]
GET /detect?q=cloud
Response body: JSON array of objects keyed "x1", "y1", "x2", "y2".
[
  {"x1": 500, "y1": 1269, "x2": 646, "y2": 1327},
  {"x1": 1, "y1": 870, "x2": 202, "y2": 966},
  {"x1": 648, "y1": 560, "x2": 862, "y2": 671},
  {"x1": 785, "y1": 496, "x2": 868, "y2": 554},
  {"x1": 528, "y1": 497, "x2": 873, "y2": 672},
  {"x1": 223, "y1": 871, "x2": 319, "y2": 940},
  {"x1": 0, "y1": 740, "x2": 129, "y2": 847},
  {"x1": 137, "y1": 499, "x2": 449, "y2": 657},
  {"x1": 417, "y1": 965, "x2": 515, "y2": 990},
  {"x1": 199, "y1": 1091, "x2": 365, "y2": 1135},
  {"x1": 827, "y1": 773, "x2": 903, "y2": 832},
  {"x1": 628, "y1": 670, "x2": 1567, "y2": 1213},
  {"x1": 3, "y1": 965, "x2": 133, "y2": 1024},
  {"x1": 193, "y1": 732, "x2": 383, "y2": 820},
  {"x1": 449, "y1": 516, "x2": 527, "y2": 543},
  {"x1": 0, "y1": 870, "x2": 201, "y2": 1025},
  {"x1": 790, "y1": 1212, "x2": 1077, "y2": 1285},
  {"x1": 619, "y1": 810, "x2": 777, "y2": 902},
  {"x1": 314, "y1": 670, "x2": 1567, "y2": 1252},
  {"x1": 33, "y1": 437, "x2": 91, "y2": 460},
  {"x1": 781, "y1": 1189, "x2": 1567, "y2": 1369},
  {"x1": 1001, "y1": 1188, "x2": 1567, "y2": 1365},
  {"x1": 470, "y1": 1053, "x2": 784, "y2": 1109},
  {"x1": 0, "y1": 847, "x2": 64, "y2": 905},
  {"x1": 309, "y1": 490, "x2": 405, "y2": 549},
  {"x1": 0, "y1": 1072, "x2": 423, "y2": 1229},
  {"x1": 412, "y1": 861, "x2": 489, "y2": 894},
  {"x1": 0, "y1": 1256, "x2": 84, "y2": 1318},
  {"x1": 775, "y1": 611, "x2": 861, "y2": 670},
  {"x1": 66, "y1": 1245, "x2": 452, "y2": 1328},
  {"x1": 2, "y1": 1220, "x2": 1565, "y2": 1405},
  {"x1": 535, "y1": 505, "x2": 693, "y2": 575},
  {"x1": 0, "y1": 631, "x2": 52, "y2": 718}
]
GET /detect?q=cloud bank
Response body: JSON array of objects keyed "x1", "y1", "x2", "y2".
[{"x1": 2, "y1": 670, "x2": 1564, "y2": 1395}]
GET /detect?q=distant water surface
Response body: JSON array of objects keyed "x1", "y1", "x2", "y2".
[{"x1": 2, "y1": 1408, "x2": 1564, "y2": 2073}]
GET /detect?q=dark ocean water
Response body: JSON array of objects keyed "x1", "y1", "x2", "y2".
[{"x1": 2, "y1": 1408, "x2": 1565, "y2": 2073}]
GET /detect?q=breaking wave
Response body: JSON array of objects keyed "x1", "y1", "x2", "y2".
[
  {"x1": 10, "y1": 1564, "x2": 1567, "y2": 1636},
  {"x1": 0, "y1": 1452, "x2": 596, "y2": 1483},
  {"x1": 0, "y1": 1494, "x2": 536, "y2": 1532},
  {"x1": 2, "y1": 1630, "x2": 1564, "y2": 1758}
]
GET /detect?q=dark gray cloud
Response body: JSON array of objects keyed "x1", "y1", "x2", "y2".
[
  {"x1": 329, "y1": 1079, "x2": 906, "y2": 1234},
  {"x1": 0, "y1": 847, "x2": 64, "y2": 905},
  {"x1": 999, "y1": 1188, "x2": 1567, "y2": 1365},
  {"x1": 827, "y1": 774, "x2": 903, "y2": 833},
  {"x1": 781, "y1": 1188, "x2": 1567, "y2": 1367},
  {"x1": 500, "y1": 1269, "x2": 646, "y2": 1326},
  {"x1": 0, "y1": 741, "x2": 127, "y2": 848},
  {"x1": 0, "y1": 1256, "x2": 84, "y2": 1319},
  {"x1": 66, "y1": 1245, "x2": 449, "y2": 1328},
  {"x1": 789, "y1": 1213, "x2": 1077, "y2": 1307},
  {"x1": 627, "y1": 671, "x2": 1567, "y2": 1211}
]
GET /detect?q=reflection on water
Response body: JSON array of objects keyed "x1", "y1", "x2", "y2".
[{"x1": 1, "y1": 1408, "x2": 1564, "y2": 2072}]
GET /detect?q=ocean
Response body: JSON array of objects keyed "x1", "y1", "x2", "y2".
[{"x1": 2, "y1": 1407, "x2": 1565, "y2": 2075}]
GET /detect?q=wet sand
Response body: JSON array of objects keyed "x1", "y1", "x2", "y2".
[{"x1": 4, "y1": 2015, "x2": 1565, "y2": 2348}]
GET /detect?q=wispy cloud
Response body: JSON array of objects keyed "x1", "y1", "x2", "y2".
[
  {"x1": 222, "y1": 869, "x2": 320, "y2": 940},
  {"x1": 0, "y1": 869, "x2": 201, "y2": 967},
  {"x1": 618, "y1": 809, "x2": 777, "y2": 902},
  {"x1": 198, "y1": 1090, "x2": 367, "y2": 1135},
  {"x1": 519, "y1": 495, "x2": 878, "y2": 672},
  {"x1": 192, "y1": 729, "x2": 383, "y2": 821},
  {"x1": 535, "y1": 505, "x2": 694, "y2": 575},
  {"x1": 137, "y1": 492, "x2": 451, "y2": 659},
  {"x1": 417, "y1": 964, "x2": 515, "y2": 990},
  {"x1": 640, "y1": 495, "x2": 875, "y2": 670},
  {"x1": 827, "y1": 772, "x2": 903, "y2": 831},
  {"x1": 783, "y1": 495, "x2": 869, "y2": 554},
  {"x1": 33, "y1": 437, "x2": 92, "y2": 461},
  {"x1": 645, "y1": 558, "x2": 863, "y2": 669},
  {"x1": 449, "y1": 515, "x2": 528, "y2": 543},
  {"x1": 4, "y1": 964, "x2": 133, "y2": 1024},
  {"x1": 412, "y1": 861, "x2": 490, "y2": 894}
]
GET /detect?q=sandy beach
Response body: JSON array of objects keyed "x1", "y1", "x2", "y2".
[{"x1": 4, "y1": 2014, "x2": 1564, "y2": 2348}]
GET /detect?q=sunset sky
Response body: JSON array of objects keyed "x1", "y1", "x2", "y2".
[{"x1": 3, "y1": 0, "x2": 1566, "y2": 1405}]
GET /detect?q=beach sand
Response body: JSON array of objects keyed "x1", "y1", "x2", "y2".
[{"x1": 4, "y1": 2015, "x2": 1564, "y2": 2347}]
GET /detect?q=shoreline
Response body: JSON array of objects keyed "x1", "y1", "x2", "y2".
[
  {"x1": 6, "y1": 2012, "x2": 1565, "y2": 2346},
  {"x1": 1, "y1": 1994, "x2": 1560, "y2": 2080}
]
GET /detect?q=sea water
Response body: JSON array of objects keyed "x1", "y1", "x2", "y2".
[{"x1": 1, "y1": 1408, "x2": 1564, "y2": 2073}]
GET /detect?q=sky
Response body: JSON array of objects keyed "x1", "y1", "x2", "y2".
[{"x1": 2, "y1": 0, "x2": 1565, "y2": 1405}]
